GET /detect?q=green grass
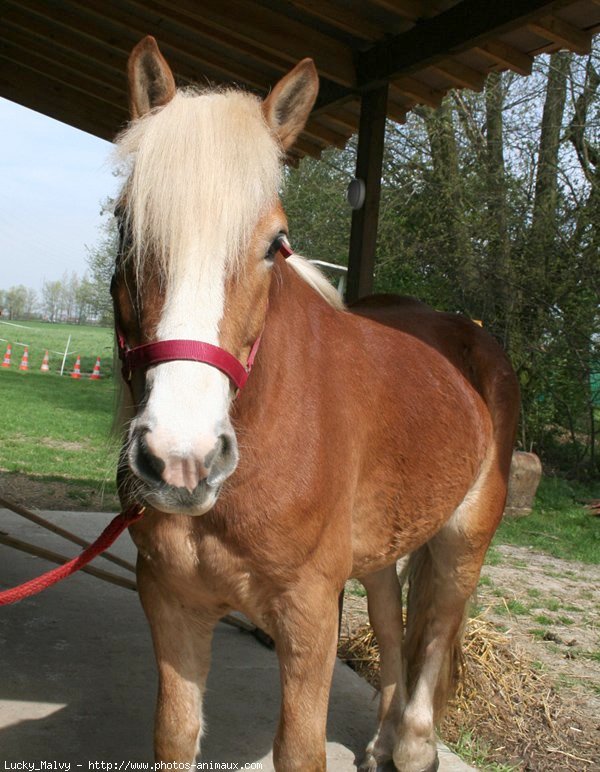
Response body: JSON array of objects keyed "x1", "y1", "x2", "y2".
[
  {"x1": 529, "y1": 628, "x2": 549, "y2": 639},
  {"x1": 0, "y1": 368, "x2": 119, "y2": 494},
  {"x1": 495, "y1": 599, "x2": 529, "y2": 616},
  {"x1": 0, "y1": 320, "x2": 114, "y2": 376},
  {"x1": 484, "y1": 545, "x2": 503, "y2": 566},
  {"x1": 449, "y1": 731, "x2": 519, "y2": 771},
  {"x1": 493, "y1": 476, "x2": 600, "y2": 564},
  {"x1": 582, "y1": 650, "x2": 600, "y2": 662},
  {"x1": 557, "y1": 615, "x2": 574, "y2": 626}
]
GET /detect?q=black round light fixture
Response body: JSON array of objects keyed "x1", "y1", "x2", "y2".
[{"x1": 347, "y1": 178, "x2": 366, "y2": 210}]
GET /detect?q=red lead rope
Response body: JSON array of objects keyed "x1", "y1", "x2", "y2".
[{"x1": 0, "y1": 506, "x2": 145, "y2": 606}]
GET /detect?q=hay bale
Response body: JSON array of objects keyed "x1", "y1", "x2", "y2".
[{"x1": 504, "y1": 451, "x2": 542, "y2": 518}]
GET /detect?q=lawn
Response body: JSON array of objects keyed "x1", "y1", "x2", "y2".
[
  {"x1": 0, "y1": 320, "x2": 114, "y2": 376},
  {"x1": 0, "y1": 368, "x2": 119, "y2": 500},
  {"x1": 493, "y1": 476, "x2": 600, "y2": 564}
]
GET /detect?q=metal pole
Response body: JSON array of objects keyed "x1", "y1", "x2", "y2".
[{"x1": 60, "y1": 334, "x2": 71, "y2": 376}]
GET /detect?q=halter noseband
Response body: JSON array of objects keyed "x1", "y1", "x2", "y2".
[
  {"x1": 117, "y1": 334, "x2": 262, "y2": 391},
  {"x1": 116, "y1": 240, "x2": 293, "y2": 392}
]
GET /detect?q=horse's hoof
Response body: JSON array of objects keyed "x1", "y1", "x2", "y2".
[
  {"x1": 358, "y1": 754, "x2": 396, "y2": 772},
  {"x1": 423, "y1": 756, "x2": 439, "y2": 772},
  {"x1": 392, "y1": 750, "x2": 439, "y2": 772}
]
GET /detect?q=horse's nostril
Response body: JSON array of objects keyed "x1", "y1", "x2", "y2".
[
  {"x1": 133, "y1": 433, "x2": 166, "y2": 484},
  {"x1": 207, "y1": 431, "x2": 239, "y2": 486},
  {"x1": 220, "y1": 432, "x2": 238, "y2": 468}
]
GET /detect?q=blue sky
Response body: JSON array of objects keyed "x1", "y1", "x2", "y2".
[{"x1": 0, "y1": 97, "x2": 120, "y2": 293}]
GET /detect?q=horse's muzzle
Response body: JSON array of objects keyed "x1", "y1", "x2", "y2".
[{"x1": 125, "y1": 423, "x2": 239, "y2": 516}]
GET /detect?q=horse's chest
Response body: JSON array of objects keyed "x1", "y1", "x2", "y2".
[{"x1": 132, "y1": 517, "x2": 269, "y2": 614}]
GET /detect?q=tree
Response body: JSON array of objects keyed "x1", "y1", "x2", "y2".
[
  {"x1": 42, "y1": 280, "x2": 62, "y2": 322},
  {"x1": 85, "y1": 199, "x2": 118, "y2": 325},
  {"x1": 5, "y1": 285, "x2": 28, "y2": 320}
]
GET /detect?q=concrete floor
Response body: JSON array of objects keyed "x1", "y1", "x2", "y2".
[{"x1": 0, "y1": 509, "x2": 474, "y2": 770}]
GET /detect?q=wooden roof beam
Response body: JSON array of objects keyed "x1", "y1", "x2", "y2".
[
  {"x1": 386, "y1": 102, "x2": 409, "y2": 124},
  {"x1": 527, "y1": 15, "x2": 592, "y2": 55},
  {"x1": 295, "y1": 135, "x2": 325, "y2": 159},
  {"x1": 142, "y1": 0, "x2": 356, "y2": 87},
  {"x1": 356, "y1": 0, "x2": 565, "y2": 88},
  {"x1": 428, "y1": 59, "x2": 486, "y2": 91},
  {"x1": 53, "y1": 0, "x2": 282, "y2": 90},
  {"x1": 3, "y1": 2, "x2": 128, "y2": 80},
  {"x1": 368, "y1": 0, "x2": 427, "y2": 21},
  {"x1": 4, "y1": 8, "x2": 254, "y2": 115},
  {"x1": 391, "y1": 76, "x2": 444, "y2": 107},
  {"x1": 305, "y1": 119, "x2": 350, "y2": 149},
  {"x1": 315, "y1": 105, "x2": 360, "y2": 132},
  {"x1": 130, "y1": 0, "x2": 292, "y2": 76},
  {"x1": 1, "y1": 19, "x2": 126, "y2": 94},
  {"x1": 288, "y1": 0, "x2": 385, "y2": 40},
  {"x1": 473, "y1": 40, "x2": 533, "y2": 76},
  {"x1": 0, "y1": 42, "x2": 123, "y2": 113},
  {"x1": 0, "y1": 57, "x2": 118, "y2": 140}
]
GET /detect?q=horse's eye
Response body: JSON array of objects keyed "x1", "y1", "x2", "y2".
[{"x1": 265, "y1": 232, "x2": 287, "y2": 261}]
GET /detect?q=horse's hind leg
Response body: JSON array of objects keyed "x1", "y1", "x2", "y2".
[
  {"x1": 394, "y1": 468, "x2": 505, "y2": 772},
  {"x1": 360, "y1": 565, "x2": 407, "y2": 771},
  {"x1": 137, "y1": 564, "x2": 219, "y2": 762}
]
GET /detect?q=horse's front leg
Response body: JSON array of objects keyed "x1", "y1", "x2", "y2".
[
  {"x1": 137, "y1": 560, "x2": 219, "y2": 763},
  {"x1": 272, "y1": 582, "x2": 340, "y2": 772}
]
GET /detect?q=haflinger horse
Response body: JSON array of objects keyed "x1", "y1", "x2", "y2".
[{"x1": 112, "y1": 36, "x2": 519, "y2": 772}]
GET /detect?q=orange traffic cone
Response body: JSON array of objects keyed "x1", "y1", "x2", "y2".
[
  {"x1": 70, "y1": 355, "x2": 81, "y2": 379},
  {"x1": 40, "y1": 350, "x2": 50, "y2": 372},
  {"x1": 90, "y1": 356, "x2": 101, "y2": 380},
  {"x1": 18, "y1": 347, "x2": 29, "y2": 371},
  {"x1": 1, "y1": 344, "x2": 11, "y2": 368}
]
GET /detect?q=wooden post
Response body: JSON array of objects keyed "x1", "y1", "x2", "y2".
[{"x1": 346, "y1": 84, "x2": 388, "y2": 303}]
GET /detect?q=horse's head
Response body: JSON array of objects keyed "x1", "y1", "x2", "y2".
[{"x1": 112, "y1": 36, "x2": 318, "y2": 516}]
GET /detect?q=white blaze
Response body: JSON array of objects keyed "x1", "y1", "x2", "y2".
[{"x1": 138, "y1": 245, "x2": 230, "y2": 480}]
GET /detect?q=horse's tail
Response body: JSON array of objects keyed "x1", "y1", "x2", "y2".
[
  {"x1": 402, "y1": 327, "x2": 520, "y2": 723},
  {"x1": 401, "y1": 546, "x2": 465, "y2": 723}
]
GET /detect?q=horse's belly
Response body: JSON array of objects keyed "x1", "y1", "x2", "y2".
[{"x1": 349, "y1": 383, "x2": 491, "y2": 576}]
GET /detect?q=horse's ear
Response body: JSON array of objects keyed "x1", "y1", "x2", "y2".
[
  {"x1": 128, "y1": 36, "x2": 176, "y2": 120},
  {"x1": 263, "y1": 59, "x2": 319, "y2": 150}
]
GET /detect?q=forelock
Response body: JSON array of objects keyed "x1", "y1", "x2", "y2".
[{"x1": 114, "y1": 87, "x2": 283, "y2": 286}]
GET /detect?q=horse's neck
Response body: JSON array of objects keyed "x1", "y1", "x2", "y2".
[{"x1": 237, "y1": 259, "x2": 339, "y2": 422}]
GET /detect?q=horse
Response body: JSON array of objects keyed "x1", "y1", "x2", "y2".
[{"x1": 111, "y1": 36, "x2": 520, "y2": 772}]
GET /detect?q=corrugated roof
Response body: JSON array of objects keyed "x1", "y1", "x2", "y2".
[{"x1": 1, "y1": 0, "x2": 600, "y2": 160}]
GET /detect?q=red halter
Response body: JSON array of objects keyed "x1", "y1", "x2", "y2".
[
  {"x1": 117, "y1": 240, "x2": 293, "y2": 390},
  {"x1": 117, "y1": 333, "x2": 262, "y2": 391}
]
